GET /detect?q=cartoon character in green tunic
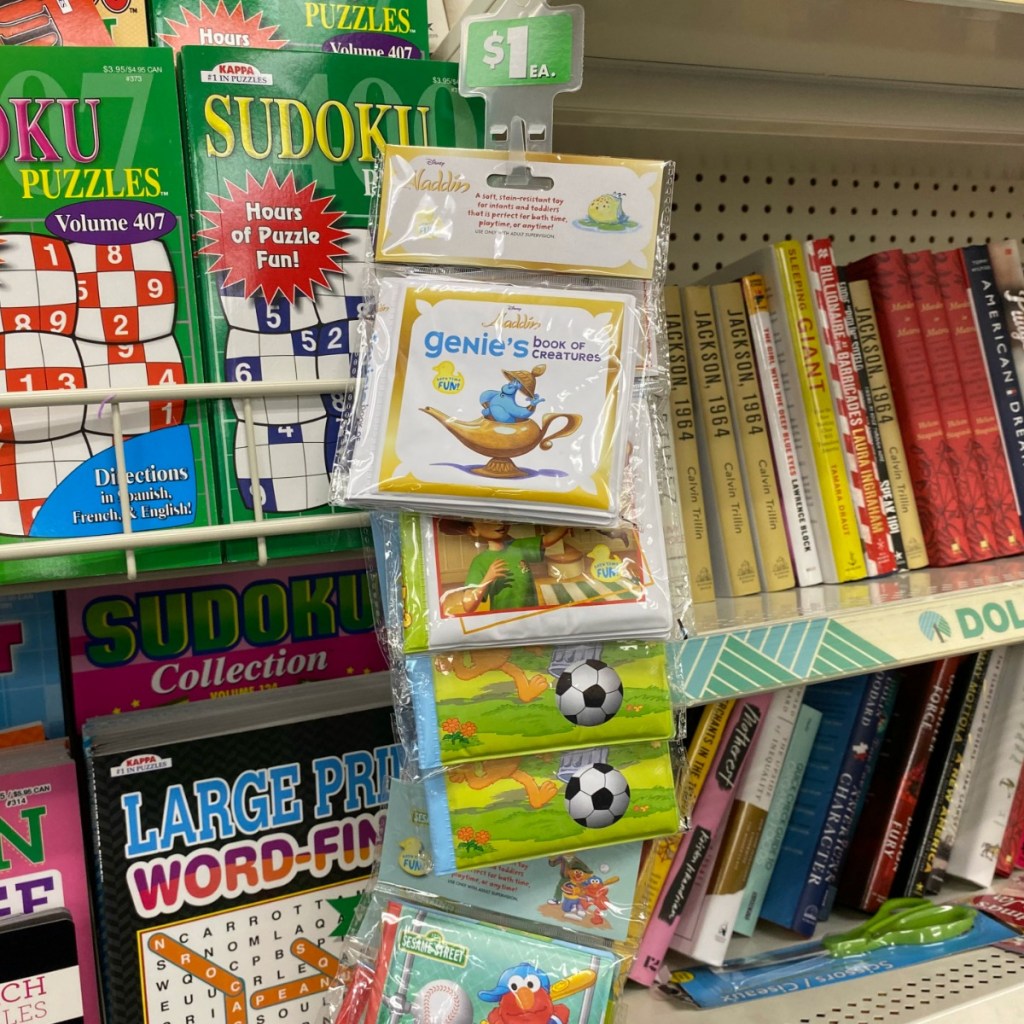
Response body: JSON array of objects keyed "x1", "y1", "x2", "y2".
[{"x1": 439, "y1": 520, "x2": 569, "y2": 613}]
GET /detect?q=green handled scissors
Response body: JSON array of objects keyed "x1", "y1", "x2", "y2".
[
  {"x1": 719, "y1": 897, "x2": 978, "y2": 974},
  {"x1": 822, "y1": 897, "x2": 977, "y2": 957}
]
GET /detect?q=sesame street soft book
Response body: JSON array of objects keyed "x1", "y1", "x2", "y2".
[
  {"x1": 409, "y1": 643, "x2": 674, "y2": 770},
  {"x1": 360, "y1": 900, "x2": 619, "y2": 1024}
]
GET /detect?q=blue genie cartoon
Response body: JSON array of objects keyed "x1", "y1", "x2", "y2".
[{"x1": 481, "y1": 365, "x2": 546, "y2": 423}]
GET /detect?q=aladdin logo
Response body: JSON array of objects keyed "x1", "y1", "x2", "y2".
[
  {"x1": 409, "y1": 167, "x2": 469, "y2": 193},
  {"x1": 398, "y1": 928, "x2": 468, "y2": 966},
  {"x1": 200, "y1": 62, "x2": 274, "y2": 85},
  {"x1": 483, "y1": 310, "x2": 542, "y2": 331},
  {"x1": 111, "y1": 754, "x2": 173, "y2": 777}
]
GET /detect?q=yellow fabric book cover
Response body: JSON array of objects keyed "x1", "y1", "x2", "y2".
[
  {"x1": 683, "y1": 286, "x2": 761, "y2": 597},
  {"x1": 848, "y1": 280, "x2": 929, "y2": 570},
  {"x1": 666, "y1": 285, "x2": 715, "y2": 603},
  {"x1": 711, "y1": 282, "x2": 795, "y2": 592},
  {"x1": 773, "y1": 242, "x2": 866, "y2": 582}
]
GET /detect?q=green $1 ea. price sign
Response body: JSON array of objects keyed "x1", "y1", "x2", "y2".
[{"x1": 462, "y1": 10, "x2": 577, "y2": 90}]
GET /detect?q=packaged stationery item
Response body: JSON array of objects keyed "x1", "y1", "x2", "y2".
[
  {"x1": 342, "y1": 898, "x2": 622, "y2": 1024},
  {"x1": 660, "y1": 898, "x2": 1013, "y2": 1008},
  {"x1": 394, "y1": 398, "x2": 680, "y2": 650},
  {"x1": 408, "y1": 643, "x2": 674, "y2": 771},
  {"x1": 376, "y1": 779, "x2": 647, "y2": 943},
  {"x1": 423, "y1": 740, "x2": 680, "y2": 874},
  {"x1": 334, "y1": 145, "x2": 676, "y2": 525},
  {"x1": 341, "y1": 272, "x2": 640, "y2": 525}
]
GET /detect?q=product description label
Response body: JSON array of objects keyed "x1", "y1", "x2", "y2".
[{"x1": 375, "y1": 146, "x2": 666, "y2": 279}]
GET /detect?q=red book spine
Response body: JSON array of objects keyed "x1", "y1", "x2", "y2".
[
  {"x1": 845, "y1": 251, "x2": 970, "y2": 566},
  {"x1": 808, "y1": 240, "x2": 895, "y2": 576},
  {"x1": 935, "y1": 250, "x2": 1024, "y2": 558},
  {"x1": 998, "y1": 758, "x2": 1024, "y2": 877},
  {"x1": 906, "y1": 250, "x2": 998, "y2": 561},
  {"x1": 838, "y1": 658, "x2": 960, "y2": 913}
]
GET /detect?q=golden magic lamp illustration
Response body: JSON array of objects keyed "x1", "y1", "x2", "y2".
[{"x1": 422, "y1": 364, "x2": 582, "y2": 479}]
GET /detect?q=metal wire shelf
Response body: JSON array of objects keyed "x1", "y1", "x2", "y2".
[{"x1": 0, "y1": 378, "x2": 362, "y2": 580}]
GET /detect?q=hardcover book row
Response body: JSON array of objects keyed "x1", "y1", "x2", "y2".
[{"x1": 670, "y1": 239, "x2": 1024, "y2": 600}]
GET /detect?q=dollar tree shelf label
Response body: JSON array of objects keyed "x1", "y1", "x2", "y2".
[{"x1": 463, "y1": 13, "x2": 574, "y2": 88}]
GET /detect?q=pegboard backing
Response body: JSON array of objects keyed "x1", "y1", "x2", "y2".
[{"x1": 555, "y1": 124, "x2": 1024, "y2": 287}]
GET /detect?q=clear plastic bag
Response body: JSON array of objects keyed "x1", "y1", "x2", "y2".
[{"x1": 336, "y1": 269, "x2": 645, "y2": 526}]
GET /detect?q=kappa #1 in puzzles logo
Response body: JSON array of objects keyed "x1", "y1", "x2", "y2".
[{"x1": 200, "y1": 61, "x2": 273, "y2": 86}]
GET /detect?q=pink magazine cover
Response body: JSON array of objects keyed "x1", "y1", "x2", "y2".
[
  {"x1": 629, "y1": 693, "x2": 773, "y2": 986},
  {"x1": 66, "y1": 556, "x2": 386, "y2": 729},
  {"x1": 0, "y1": 746, "x2": 100, "y2": 1024}
]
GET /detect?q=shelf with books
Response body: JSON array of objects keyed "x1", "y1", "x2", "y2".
[
  {"x1": 674, "y1": 555, "x2": 1024, "y2": 704},
  {"x1": 629, "y1": 890, "x2": 1024, "y2": 1023}
]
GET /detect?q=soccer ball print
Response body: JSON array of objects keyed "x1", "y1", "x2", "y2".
[
  {"x1": 70, "y1": 240, "x2": 176, "y2": 343},
  {"x1": 0, "y1": 332, "x2": 86, "y2": 441},
  {"x1": 555, "y1": 660, "x2": 625, "y2": 727},
  {"x1": 564, "y1": 762, "x2": 630, "y2": 829},
  {"x1": 0, "y1": 234, "x2": 77, "y2": 336}
]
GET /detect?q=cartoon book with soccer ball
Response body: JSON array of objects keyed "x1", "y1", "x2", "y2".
[
  {"x1": 409, "y1": 643, "x2": 675, "y2": 771},
  {"x1": 423, "y1": 741, "x2": 680, "y2": 874}
]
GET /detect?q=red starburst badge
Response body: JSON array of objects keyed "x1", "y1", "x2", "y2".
[
  {"x1": 197, "y1": 170, "x2": 348, "y2": 304},
  {"x1": 158, "y1": 0, "x2": 286, "y2": 52}
]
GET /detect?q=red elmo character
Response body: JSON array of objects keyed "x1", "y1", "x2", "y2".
[{"x1": 478, "y1": 964, "x2": 569, "y2": 1024}]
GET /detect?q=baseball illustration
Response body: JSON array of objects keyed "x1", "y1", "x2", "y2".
[{"x1": 412, "y1": 979, "x2": 474, "y2": 1024}]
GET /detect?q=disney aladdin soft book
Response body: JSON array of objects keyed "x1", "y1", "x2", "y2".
[
  {"x1": 366, "y1": 900, "x2": 619, "y2": 1024},
  {"x1": 410, "y1": 643, "x2": 674, "y2": 770},
  {"x1": 398, "y1": 400, "x2": 673, "y2": 650},
  {"x1": 424, "y1": 741, "x2": 679, "y2": 874},
  {"x1": 343, "y1": 276, "x2": 638, "y2": 525}
]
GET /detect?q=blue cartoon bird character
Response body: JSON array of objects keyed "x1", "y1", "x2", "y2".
[
  {"x1": 478, "y1": 965, "x2": 569, "y2": 1024},
  {"x1": 480, "y1": 365, "x2": 546, "y2": 423}
]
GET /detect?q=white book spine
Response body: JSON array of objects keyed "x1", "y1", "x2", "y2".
[
  {"x1": 948, "y1": 644, "x2": 1024, "y2": 887},
  {"x1": 932, "y1": 648, "x2": 1004, "y2": 886},
  {"x1": 673, "y1": 686, "x2": 806, "y2": 965},
  {"x1": 744, "y1": 281, "x2": 824, "y2": 587}
]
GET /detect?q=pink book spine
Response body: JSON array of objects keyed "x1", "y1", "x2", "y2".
[
  {"x1": 629, "y1": 693, "x2": 773, "y2": 987},
  {"x1": 1, "y1": 759, "x2": 101, "y2": 1024}
]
